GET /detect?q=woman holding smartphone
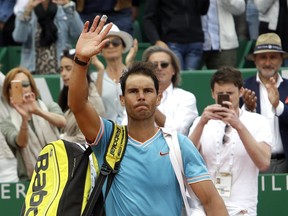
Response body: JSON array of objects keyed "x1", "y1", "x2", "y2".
[{"x1": 0, "y1": 67, "x2": 66, "y2": 180}]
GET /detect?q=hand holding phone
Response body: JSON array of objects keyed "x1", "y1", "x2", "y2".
[
  {"x1": 11, "y1": 80, "x2": 23, "y2": 104},
  {"x1": 217, "y1": 94, "x2": 230, "y2": 109}
]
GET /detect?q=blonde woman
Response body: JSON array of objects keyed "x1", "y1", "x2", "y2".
[{"x1": 0, "y1": 67, "x2": 66, "y2": 180}]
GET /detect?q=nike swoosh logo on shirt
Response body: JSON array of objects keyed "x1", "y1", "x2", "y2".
[{"x1": 160, "y1": 151, "x2": 169, "y2": 156}]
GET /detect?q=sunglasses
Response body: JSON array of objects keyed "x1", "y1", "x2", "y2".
[
  {"x1": 151, "y1": 61, "x2": 170, "y2": 69},
  {"x1": 104, "y1": 38, "x2": 123, "y2": 48},
  {"x1": 222, "y1": 125, "x2": 232, "y2": 145},
  {"x1": 61, "y1": 49, "x2": 75, "y2": 57}
]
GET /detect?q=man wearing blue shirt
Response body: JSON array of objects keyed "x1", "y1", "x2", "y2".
[{"x1": 68, "y1": 15, "x2": 228, "y2": 216}]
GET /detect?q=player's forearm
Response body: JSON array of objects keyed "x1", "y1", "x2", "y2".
[{"x1": 68, "y1": 62, "x2": 90, "y2": 113}]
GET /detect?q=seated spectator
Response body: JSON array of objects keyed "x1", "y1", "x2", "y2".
[
  {"x1": 0, "y1": 67, "x2": 66, "y2": 180},
  {"x1": 0, "y1": 71, "x2": 18, "y2": 183},
  {"x1": 13, "y1": 0, "x2": 83, "y2": 74},
  {"x1": 0, "y1": 71, "x2": 10, "y2": 119},
  {"x1": 122, "y1": 45, "x2": 199, "y2": 135},
  {"x1": 58, "y1": 49, "x2": 105, "y2": 144}
]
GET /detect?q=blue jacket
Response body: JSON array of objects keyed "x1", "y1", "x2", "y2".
[
  {"x1": 244, "y1": 75, "x2": 288, "y2": 160},
  {"x1": 13, "y1": 2, "x2": 83, "y2": 72}
]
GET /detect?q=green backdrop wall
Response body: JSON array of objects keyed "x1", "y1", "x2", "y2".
[
  {"x1": 32, "y1": 68, "x2": 262, "y2": 115},
  {"x1": 1, "y1": 174, "x2": 287, "y2": 215}
]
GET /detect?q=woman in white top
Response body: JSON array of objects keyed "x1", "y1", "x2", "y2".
[{"x1": 92, "y1": 23, "x2": 137, "y2": 124}]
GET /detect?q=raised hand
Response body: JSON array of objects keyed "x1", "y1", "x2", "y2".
[
  {"x1": 91, "y1": 55, "x2": 105, "y2": 71},
  {"x1": 9, "y1": 92, "x2": 37, "y2": 120},
  {"x1": 266, "y1": 76, "x2": 279, "y2": 108},
  {"x1": 199, "y1": 104, "x2": 226, "y2": 125},
  {"x1": 242, "y1": 88, "x2": 257, "y2": 111},
  {"x1": 75, "y1": 15, "x2": 112, "y2": 62},
  {"x1": 125, "y1": 39, "x2": 138, "y2": 66},
  {"x1": 23, "y1": 92, "x2": 40, "y2": 115},
  {"x1": 24, "y1": 0, "x2": 45, "y2": 14}
]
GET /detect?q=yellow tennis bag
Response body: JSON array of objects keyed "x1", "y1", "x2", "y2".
[{"x1": 21, "y1": 122, "x2": 128, "y2": 216}]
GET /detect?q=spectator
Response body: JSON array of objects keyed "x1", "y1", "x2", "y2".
[
  {"x1": 58, "y1": 49, "x2": 105, "y2": 144},
  {"x1": 201, "y1": 0, "x2": 246, "y2": 69},
  {"x1": 68, "y1": 15, "x2": 229, "y2": 215},
  {"x1": 0, "y1": 130, "x2": 19, "y2": 183},
  {"x1": 0, "y1": 71, "x2": 18, "y2": 183},
  {"x1": 189, "y1": 66, "x2": 272, "y2": 216},
  {"x1": 243, "y1": 32, "x2": 288, "y2": 173},
  {"x1": 91, "y1": 23, "x2": 137, "y2": 124},
  {"x1": 143, "y1": 0, "x2": 209, "y2": 70},
  {"x1": 0, "y1": 0, "x2": 20, "y2": 46},
  {"x1": 0, "y1": 67, "x2": 66, "y2": 180},
  {"x1": 12, "y1": 0, "x2": 83, "y2": 74},
  {"x1": 75, "y1": 0, "x2": 140, "y2": 35},
  {"x1": 122, "y1": 45, "x2": 198, "y2": 135},
  {"x1": 0, "y1": 71, "x2": 10, "y2": 119},
  {"x1": 254, "y1": 0, "x2": 288, "y2": 66}
]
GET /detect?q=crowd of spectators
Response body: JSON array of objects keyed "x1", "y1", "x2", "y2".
[{"x1": 0, "y1": 1, "x2": 288, "y2": 215}]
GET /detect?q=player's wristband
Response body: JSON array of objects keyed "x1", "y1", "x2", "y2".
[{"x1": 74, "y1": 56, "x2": 90, "y2": 66}]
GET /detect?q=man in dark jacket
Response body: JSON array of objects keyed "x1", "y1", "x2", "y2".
[
  {"x1": 143, "y1": 0, "x2": 209, "y2": 70},
  {"x1": 243, "y1": 33, "x2": 288, "y2": 173}
]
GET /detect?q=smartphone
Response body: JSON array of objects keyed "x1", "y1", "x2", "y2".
[
  {"x1": 11, "y1": 80, "x2": 23, "y2": 104},
  {"x1": 217, "y1": 94, "x2": 230, "y2": 109}
]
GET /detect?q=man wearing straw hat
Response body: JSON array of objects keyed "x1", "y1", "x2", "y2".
[{"x1": 243, "y1": 32, "x2": 288, "y2": 173}]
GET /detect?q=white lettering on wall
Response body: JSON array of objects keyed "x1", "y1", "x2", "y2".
[
  {"x1": 1, "y1": 183, "x2": 28, "y2": 199},
  {"x1": 272, "y1": 176, "x2": 281, "y2": 191},
  {"x1": 16, "y1": 183, "x2": 26, "y2": 199},
  {"x1": 1, "y1": 184, "x2": 11, "y2": 199},
  {"x1": 261, "y1": 175, "x2": 265, "y2": 191}
]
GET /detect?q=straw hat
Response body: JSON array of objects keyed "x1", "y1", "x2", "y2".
[
  {"x1": 246, "y1": 33, "x2": 288, "y2": 61},
  {"x1": 102, "y1": 23, "x2": 133, "y2": 53}
]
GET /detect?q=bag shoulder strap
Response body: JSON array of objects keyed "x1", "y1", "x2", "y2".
[
  {"x1": 162, "y1": 128, "x2": 192, "y2": 216},
  {"x1": 82, "y1": 122, "x2": 128, "y2": 216},
  {"x1": 163, "y1": 129, "x2": 205, "y2": 216}
]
